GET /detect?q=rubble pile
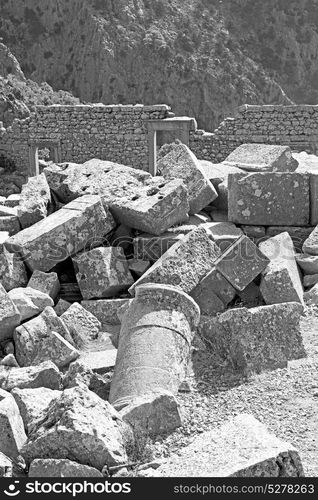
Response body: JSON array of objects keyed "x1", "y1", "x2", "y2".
[{"x1": 0, "y1": 142, "x2": 315, "y2": 477}]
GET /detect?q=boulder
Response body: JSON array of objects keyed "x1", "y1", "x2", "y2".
[
  {"x1": 129, "y1": 227, "x2": 221, "y2": 296},
  {"x1": 0, "y1": 283, "x2": 21, "y2": 342},
  {"x1": 61, "y1": 302, "x2": 101, "y2": 347},
  {"x1": 155, "y1": 414, "x2": 304, "y2": 477},
  {"x1": 17, "y1": 173, "x2": 51, "y2": 229},
  {"x1": 21, "y1": 386, "x2": 130, "y2": 470},
  {"x1": 0, "y1": 388, "x2": 27, "y2": 458},
  {"x1": 224, "y1": 144, "x2": 298, "y2": 172},
  {"x1": 259, "y1": 232, "x2": 304, "y2": 305},
  {"x1": 29, "y1": 458, "x2": 103, "y2": 477},
  {"x1": 228, "y1": 172, "x2": 310, "y2": 226},
  {"x1": 0, "y1": 361, "x2": 62, "y2": 391},
  {"x1": 11, "y1": 387, "x2": 61, "y2": 433},
  {"x1": 5, "y1": 195, "x2": 116, "y2": 272},
  {"x1": 27, "y1": 270, "x2": 60, "y2": 299},
  {"x1": 8, "y1": 287, "x2": 54, "y2": 321},
  {"x1": 73, "y1": 247, "x2": 134, "y2": 300},
  {"x1": 156, "y1": 143, "x2": 217, "y2": 214}
]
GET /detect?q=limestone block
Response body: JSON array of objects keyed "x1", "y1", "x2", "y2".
[
  {"x1": 21, "y1": 386, "x2": 129, "y2": 469},
  {"x1": 215, "y1": 235, "x2": 269, "y2": 292},
  {"x1": 79, "y1": 349, "x2": 117, "y2": 374},
  {"x1": 0, "y1": 231, "x2": 8, "y2": 252},
  {"x1": 61, "y1": 302, "x2": 101, "y2": 347},
  {"x1": 54, "y1": 299, "x2": 71, "y2": 316},
  {"x1": 199, "y1": 160, "x2": 243, "y2": 186},
  {"x1": 17, "y1": 173, "x2": 51, "y2": 229},
  {"x1": 5, "y1": 195, "x2": 116, "y2": 272},
  {"x1": 81, "y1": 298, "x2": 132, "y2": 326},
  {"x1": 204, "y1": 222, "x2": 242, "y2": 251},
  {"x1": 156, "y1": 143, "x2": 217, "y2": 214},
  {"x1": 0, "y1": 215, "x2": 20, "y2": 235},
  {"x1": 129, "y1": 227, "x2": 221, "y2": 296},
  {"x1": 8, "y1": 287, "x2": 54, "y2": 321},
  {"x1": 27, "y1": 270, "x2": 60, "y2": 299},
  {"x1": 29, "y1": 459, "x2": 103, "y2": 477},
  {"x1": 0, "y1": 283, "x2": 21, "y2": 342},
  {"x1": 304, "y1": 283, "x2": 318, "y2": 305},
  {"x1": 190, "y1": 267, "x2": 236, "y2": 316},
  {"x1": 224, "y1": 144, "x2": 298, "y2": 172},
  {"x1": 155, "y1": 414, "x2": 304, "y2": 477},
  {"x1": 13, "y1": 306, "x2": 79, "y2": 367},
  {"x1": 267, "y1": 226, "x2": 314, "y2": 252},
  {"x1": 259, "y1": 232, "x2": 304, "y2": 305},
  {"x1": 63, "y1": 360, "x2": 111, "y2": 400},
  {"x1": 0, "y1": 354, "x2": 19, "y2": 367},
  {"x1": 11, "y1": 387, "x2": 61, "y2": 433},
  {"x1": 0, "y1": 250, "x2": 28, "y2": 292},
  {"x1": 296, "y1": 253, "x2": 318, "y2": 275},
  {"x1": 0, "y1": 388, "x2": 27, "y2": 458},
  {"x1": 199, "y1": 302, "x2": 305, "y2": 374},
  {"x1": 228, "y1": 172, "x2": 310, "y2": 226},
  {"x1": 120, "y1": 390, "x2": 182, "y2": 438},
  {"x1": 303, "y1": 226, "x2": 318, "y2": 256},
  {"x1": 0, "y1": 361, "x2": 62, "y2": 391},
  {"x1": 73, "y1": 247, "x2": 134, "y2": 300},
  {"x1": 303, "y1": 274, "x2": 318, "y2": 288},
  {"x1": 133, "y1": 232, "x2": 183, "y2": 261}
]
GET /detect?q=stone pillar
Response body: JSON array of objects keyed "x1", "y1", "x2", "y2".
[{"x1": 109, "y1": 283, "x2": 200, "y2": 410}]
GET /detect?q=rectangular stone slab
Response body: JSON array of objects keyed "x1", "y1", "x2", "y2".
[
  {"x1": 215, "y1": 235, "x2": 269, "y2": 291},
  {"x1": 259, "y1": 232, "x2": 304, "y2": 305},
  {"x1": 129, "y1": 226, "x2": 222, "y2": 296},
  {"x1": 228, "y1": 172, "x2": 310, "y2": 226},
  {"x1": 224, "y1": 144, "x2": 298, "y2": 172},
  {"x1": 5, "y1": 195, "x2": 116, "y2": 272},
  {"x1": 155, "y1": 414, "x2": 304, "y2": 477}
]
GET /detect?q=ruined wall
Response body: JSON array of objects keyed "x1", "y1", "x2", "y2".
[
  {"x1": 190, "y1": 105, "x2": 318, "y2": 162},
  {"x1": 0, "y1": 104, "x2": 171, "y2": 174}
]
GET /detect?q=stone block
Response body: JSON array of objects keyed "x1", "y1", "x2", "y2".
[
  {"x1": 128, "y1": 259, "x2": 151, "y2": 277},
  {"x1": 63, "y1": 360, "x2": 111, "y2": 400},
  {"x1": 17, "y1": 173, "x2": 51, "y2": 229},
  {"x1": 228, "y1": 172, "x2": 310, "y2": 226},
  {"x1": 29, "y1": 459, "x2": 103, "y2": 477},
  {"x1": 0, "y1": 361, "x2": 62, "y2": 392},
  {"x1": 0, "y1": 283, "x2": 21, "y2": 342},
  {"x1": 267, "y1": 226, "x2": 314, "y2": 252},
  {"x1": 303, "y1": 226, "x2": 318, "y2": 256},
  {"x1": 209, "y1": 208, "x2": 228, "y2": 222},
  {"x1": 0, "y1": 388, "x2": 27, "y2": 458},
  {"x1": 199, "y1": 302, "x2": 305, "y2": 375},
  {"x1": 224, "y1": 144, "x2": 298, "y2": 172},
  {"x1": 259, "y1": 232, "x2": 304, "y2": 305},
  {"x1": 5, "y1": 194, "x2": 20, "y2": 208},
  {"x1": 0, "y1": 354, "x2": 19, "y2": 368},
  {"x1": 79, "y1": 349, "x2": 117, "y2": 374},
  {"x1": 133, "y1": 232, "x2": 183, "y2": 261},
  {"x1": 8, "y1": 287, "x2": 54, "y2": 321},
  {"x1": 73, "y1": 247, "x2": 134, "y2": 300},
  {"x1": 27, "y1": 270, "x2": 60, "y2": 299},
  {"x1": 81, "y1": 298, "x2": 132, "y2": 326},
  {"x1": 0, "y1": 250, "x2": 28, "y2": 292},
  {"x1": 129, "y1": 227, "x2": 221, "y2": 296},
  {"x1": 13, "y1": 306, "x2": 78, "y2": 368},
  {"x1": 11, "y1": 387, "x2": 61, "y2": 433},
  {"x1": 21, "y1": 386, "x2": 129, "y2": 469},
  {"x1": 0, "y1": 231, "x2": 8, "y2": 253},
  {"x1": 204, "y1": 222, "x2": 242, "y2": 251},
  {"x1": 61, "y1": 302, "x2": 101, "y2": 347},
  {"x1": 156, "y1": 143, "x2": 217, "y2": 214},
  {"x1": 54, "y1": 299, "x2": 71, "y2": 316},
  {"x1": 5, "y1": 195, "x2": 116, "y2": 272},
  {"x1": 303, "y1": 274, "x2": 318, "y2": 288},
  {"x1": 215, "y1": 235, "x2": 269, "y2": 292},
  {"x1": 199, "y1": 160, "x2": 243, "y2": 186},
  {"x1": 296, "y1": 253, "x2": 318, "y2": 274},
  {"x1": 241, "y1": 225, "x2": 266, "y2": 240},
  {"x1": 304, "y1": 283, "x2": 318, "y2": 305},
  {"x1": 0, "y1": 215, "x2": 20, "y2": 235},
  {"x1": 190, "y1": 267, "x2": 236, "y2": 316},
  {"x1": 155, "y1": 414, "x2": 304, "y2": 477}
]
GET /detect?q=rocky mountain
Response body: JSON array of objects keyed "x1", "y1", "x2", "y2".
[{"x1": 0, "y1": 0, "x2": 317, "y2": 130}]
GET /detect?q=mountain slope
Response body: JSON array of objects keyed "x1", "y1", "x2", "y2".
[{"x1": 0, "y1": 0, "x2": 317, "y2": 130}]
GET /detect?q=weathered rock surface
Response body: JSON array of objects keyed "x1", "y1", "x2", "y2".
[
  {"x1": 191, "y1": 267, "x2": 236, "y2": 316},
  {"x1": 17, "y1": 173, "x2": 51, "y2": 229},
  {"x1": 304, "y1": 283, "x2": 318, "y2": 305},
  {"x1": 73, "y1": 247, "x2": 134, "y2": 300},
  {"x1": 28, "y1": 458, "x2": 103, "y2": 477},
  {"x1": 199, "y1": 302, "x2": 305, "y2": 375},
  {"x1": 8, "y1": 287, "x2": 54, "y2": 321},
  {"x1": 5, "y1": 195, "x2": 116, "y2": 272},
  {"x1": 21, "y1": 386, "x2": 130, "y2": 470},
  {"x1": 215, "y1": 235, "x2": 269, "y2": 292},
  {"x1": 0, "y1": 215, "x2": 20, "y2": 235},
  {"x1": 0, "y1": 388, "x2": 27, "y2": 458},
  {"x1": 61, "y1": 302, "x2": 101, "y2": 347},
  {"x1": 303, "y1": 226, "x2": 318, "y2": 256},
  {"x1": 154, "y1": 414, "x2": 304, "y2": 477},
  {"x1": 296, "y1": 253, "x2": 318, "y2": 275},
  {"x1": 0, "y1": 231, "x2": 8, "y2": 253},
  {"x1": 156, "y1": 143, "x2": 217, "y2": 214},
  {"x1": 81, "y1": 298, "x2": 132, "y2": 327},
  {"x1": 63, "y1": 360, "x2": 111, "y2": 401},
  {"x1": 11, "y1": 387, "x2": 61, "y2": 433},
  {"x1": 228, "y1": 172, "x2": 310, "y2": 226},
  {"x1": 0, "y1": 361, "x2": 62, "y2": 391},
  {"x1": 129, "y1": 227, "x2": 221, "y2": 295},
  {"x1": 259, "y1": 232, "x2": 304, "y2": 305},
  {"x1": 0, "y1": 250, "x2": 28, "y2": 292},
  {"x1": 267, "y1": 227, "x2": 314, "y2": 252},
  {"x1": 27, "y1": 270, "x2": 60, "y2": 299},
  {"x1": 224, "y1": 144, "x2": 298, "y2": 172},
  {"x1": 0, "y1": 283, "x2": 21, "y2": 342},
  {"x1": 303, "y1": 274, "x2": 318, "y2": 288}
]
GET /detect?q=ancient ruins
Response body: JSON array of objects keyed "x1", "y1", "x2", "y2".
[{"x1": 0, "y1": 102, "x2": 318, "y2": 478}]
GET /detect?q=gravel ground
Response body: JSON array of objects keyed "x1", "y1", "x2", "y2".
[{"x1": 151, "y1": 305, "x2": 318, "y2": 477}]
